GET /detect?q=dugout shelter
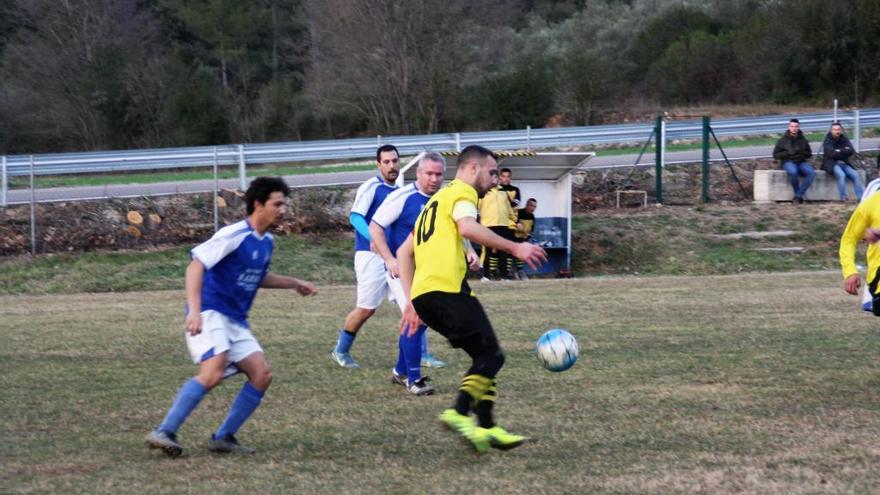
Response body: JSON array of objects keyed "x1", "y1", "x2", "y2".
[{"x1": 398, "y1": 151, "x2": 595, "y2": 275}]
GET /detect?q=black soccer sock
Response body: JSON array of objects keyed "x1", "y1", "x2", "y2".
[{"x1": 474, "y1": 379, "x2": 497, "y2": 428}]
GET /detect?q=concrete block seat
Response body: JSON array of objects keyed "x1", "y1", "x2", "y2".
[{"x1": 754, "y1": 168, "x2": 866, "y2": 203}]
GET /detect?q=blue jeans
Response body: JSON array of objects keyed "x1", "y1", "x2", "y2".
[
  {"x1": 781, "y1": 161, "x2": 816, "y2": 199},
  {"x1": 832, "y1": 162, "x2": 864, "y2": 200}
]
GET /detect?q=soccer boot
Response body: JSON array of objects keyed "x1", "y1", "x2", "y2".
[
  {"x1": 330, "y1": 350, "x2": 360, "y2": 369},
  {"x1": 405, "y1": 377, "x2": 436, "y2": 396},
  {"x1": 145, "y1": 430, "x2": 183, "y2": 457},
  {"x1": 420, "y1": 352, "x2": 447, "y2": 368},
  {"x1": 438, "y1": 409, "x2": 490, "y2": 453},
  {"x1": 391, "y1": 368, "x2": 406, "y2": 386},
  {"x1": 208, "y1": 433, "x2": 256, "y2": 454},
  {"x1": 484, "y1": 425, "x2": 527, "y2": 450}
]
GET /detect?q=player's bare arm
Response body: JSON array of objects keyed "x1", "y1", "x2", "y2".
[
  {"x1": 396, "y1": 233, "x2": 421, "y2": 336},
  {"x1": 844, "y1": 274, "x2": 861, "y2": 295},
  {"x1": 369, "y1": 220, "x2": 399, "y2": 278},
  {"x1": 185, "y1": 259, "x2": 205, "y2": 335},
  {"x1": 464, "y1": 240, "x2": 481, "y2": 271},
  {"x1": 260, "y1": 272, "x2": 318, "y2": 296},
  {"x1": 456, "y1": 216, "x2": 547, "y2": 269}
]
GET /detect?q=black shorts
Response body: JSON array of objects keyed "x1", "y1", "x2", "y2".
[{"x1": 412, "y1": 285, "x2": 497, "y2": 349}]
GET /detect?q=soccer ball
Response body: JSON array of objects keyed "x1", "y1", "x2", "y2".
[{"x1": 535, "y1": 328, "x2": 578, "y2": 372}]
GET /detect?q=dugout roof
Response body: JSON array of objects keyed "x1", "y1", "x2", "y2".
[{"x1": 400, "y1": 151, "x2": 595, "y2": 182}]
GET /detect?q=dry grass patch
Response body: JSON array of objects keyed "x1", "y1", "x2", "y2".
[{"x1": 2, "y1": 272, "x2": 880, "y2": 494}]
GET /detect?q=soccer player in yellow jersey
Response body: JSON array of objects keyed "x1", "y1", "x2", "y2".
[
  {"x1": 478, "y1": 175, "x2": 518, "y2": 280},
  {"x1": 840, "y1": 192, "x2": 880, "y2": 311},
  {"x1": 396, "y1": 145, "x2": 548, "y2": 453}
]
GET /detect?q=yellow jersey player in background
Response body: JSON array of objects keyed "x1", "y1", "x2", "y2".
[
  {"x1": 840, "y1": 192, "x2": 880, "y2": 311},
  {"x1": 396, "y1": 145, "x2": 547, "y2": 453}
]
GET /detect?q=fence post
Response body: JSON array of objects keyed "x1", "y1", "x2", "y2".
[
  {"x1": 702, "y1": 116, "x2": 710, "y2": 203},
  {"x1": 654, "y1": 115, "x2": 664, "y2": 204},
  {"x1": 377, "y1": 135, "x2": 382, "y2": 147},
  {"x1": 238, "y1": 144, "x2": 247, "y2": 190},
  {"x1": 213, "y1": 147, "x2": 219, "y2": 233},
  {"x1": 29, "y1": 155, "x2": 36, "y2": 255},
  {"x1": 526, "y1": 125, "x2": 532, "y2": 151},
  {"x1": 854, "y1": 109, "x2": 861, "y2": 152},
  {"x1": 455, "y1": 133, "x2": 461, "y2": 152},
  {"x1": 1, "y1": 155, "x2": 7, "y2": 207},
  {"x1": 834, "y1": 98, "x2": 838, "y2": 122}
]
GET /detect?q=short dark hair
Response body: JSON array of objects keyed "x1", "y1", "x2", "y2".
[
  {"x1": 831, "y1": 121, "x2": 843, "y2": 128},
  {"x1": 527, "y1": 197, "x2": 537, "y2": 203},
  {"x1": 789, "y1": 118, "x2": 800, "y2": 124},
  {"x1": 245, "y1": 177, "x2": 290, "y2": 215},
  {"x1": 376, "y1": 144, "x2": 399, "y2": 162},
  {"x1": 500, "y1": 167, "x2": 512, "y2": 175},
  {"x1": 457, "y1": 145, "x2": 497, "y2": 169}
]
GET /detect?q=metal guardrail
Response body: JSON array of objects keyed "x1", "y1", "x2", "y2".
[{"x1": 2, "y1": 109, "x2": 879, "y2": 206}]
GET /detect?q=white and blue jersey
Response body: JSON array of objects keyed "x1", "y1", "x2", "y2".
[
  {"x1": 351, "y1": 176, "x2": 398, "y2": 251},
  {"x1": 371, "y1": 183, "x2": 431, "y2": 255},
  {"x1": 190, "y1": 220, "x2": 273, "y2": 327}
]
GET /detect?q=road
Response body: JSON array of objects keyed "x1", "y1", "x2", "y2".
[{"x1": 5, "y1": 138, "x2": 879, "y2": 205}]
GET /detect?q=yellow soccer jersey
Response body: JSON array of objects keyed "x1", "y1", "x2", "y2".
[
  {"x1": 515, "y1": 211, "x2": 535, "y2": 240},
  {"x1": 478, "y1": 186, "x2": 517, "y2": 229},
  {"x1": 412, "y1": 179, "x2": 478, "y2": 298},
  {"x1": 840, "y1": 192, "x2": 880, "y2": 284}
]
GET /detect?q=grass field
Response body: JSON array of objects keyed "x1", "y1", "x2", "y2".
[{"x1": 2, "y1": 272, "x2": 880, "y2": 494}]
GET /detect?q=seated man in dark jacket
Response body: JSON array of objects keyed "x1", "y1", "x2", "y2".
[
  {"x1": 772, "y1": 118, "x2": 815, "y2": 203},
  {"x1": 822, "y1": 121, "x2": 863, "y2": 202}
]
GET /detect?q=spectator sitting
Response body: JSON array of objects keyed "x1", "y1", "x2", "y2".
[
  {"x1": 772, "y1": 118, "x2": 815, "y2": 204},
  {"x1": 822, "y1": 121, "x2": 863, "y2": 202},
  {"x1": 514, "y1": 198, "x2": 537, "y2": 280}
]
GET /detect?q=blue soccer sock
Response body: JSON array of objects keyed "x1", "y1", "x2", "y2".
[
  {"x1": 157, "y1": 378, "x2": 208, "y2": 434},
  {"x1": 404, "y1": 324, "x2": 427, "y2": 383},
  {"x1": 334, "y1": 329, "x2": 357, "y2": 354},
  {"x1": 214, "y1": 382, "x2": 265, "y2": 439},
  {"x1": 394, "y1": 335, "x2": 406, "y2": 376}
]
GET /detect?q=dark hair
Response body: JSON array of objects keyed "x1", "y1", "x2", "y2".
[
  {"x1": 527, "y1": 197, "x2": 537, "y2": 203},
  {"x1": 789, "y1": 118, "x2": 800, "y2": 124},
  {"x1": 831, "y1": 121, "x2": 843, "y2": 128},
  {"x1": 245, "y1": 177, "x2": 290, "y2": 215},
  {"x1": 376, "y1": 144, "x2": 399, "y2": 162},
  {"x1": 500, "y1": 167, "x2": 512, "y2": 175},
  {"x1": 456, "y1": 145, "x2": 497, "y2": 169}
]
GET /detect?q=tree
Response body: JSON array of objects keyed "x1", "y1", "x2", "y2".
[
  {"x1": 0, "y1": 0, "x2": 160, "y2": 152},
  {"x1": 302, "y1": 0, "x2": 480, "y2": 135}
]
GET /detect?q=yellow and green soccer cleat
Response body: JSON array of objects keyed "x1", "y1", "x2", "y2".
[
  {"x1": 438, "y1": 409, "x2": 490, "y2": 453},
  {"x1": 483, "y1": 426, "x2": 527, "y2": 450}
]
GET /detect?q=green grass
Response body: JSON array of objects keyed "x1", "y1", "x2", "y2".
[
  {"x1": 9, "y1": 162, "x2": 376, "y2": 189},
  {"x1": 0, "y1": 234, "x2": 355, "y2": 294},
  {"x1": 0, "y1": 203, "x2": 860, "y2": 295},
  {"x1": 570, "y1": 203, "x2": 856, "y2": 277},
  {"x1": 2, "y1": 272, "x2": 879, "y2": 493}
]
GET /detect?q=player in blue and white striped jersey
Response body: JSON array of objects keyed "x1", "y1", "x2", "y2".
[
  {"x1": 330, "y1": 144, "x2": 400, "y2": 369},
  {"x1": 370, "y1": 152, "x2": 477, "y2": 394},
  {"x1": 146, "y1": 177, "x2": 317, "y2": 457}
]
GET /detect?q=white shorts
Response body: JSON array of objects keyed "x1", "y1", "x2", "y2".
[
  {"x1": 186, "y1": 310, "x2": 263, "y2": 374},
  {"x1": 355, "y1": 251, "x2": 388, "y2": 309},
  {"x1": 387, "y1": 273, "x2": 407, "y2": 313}
]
